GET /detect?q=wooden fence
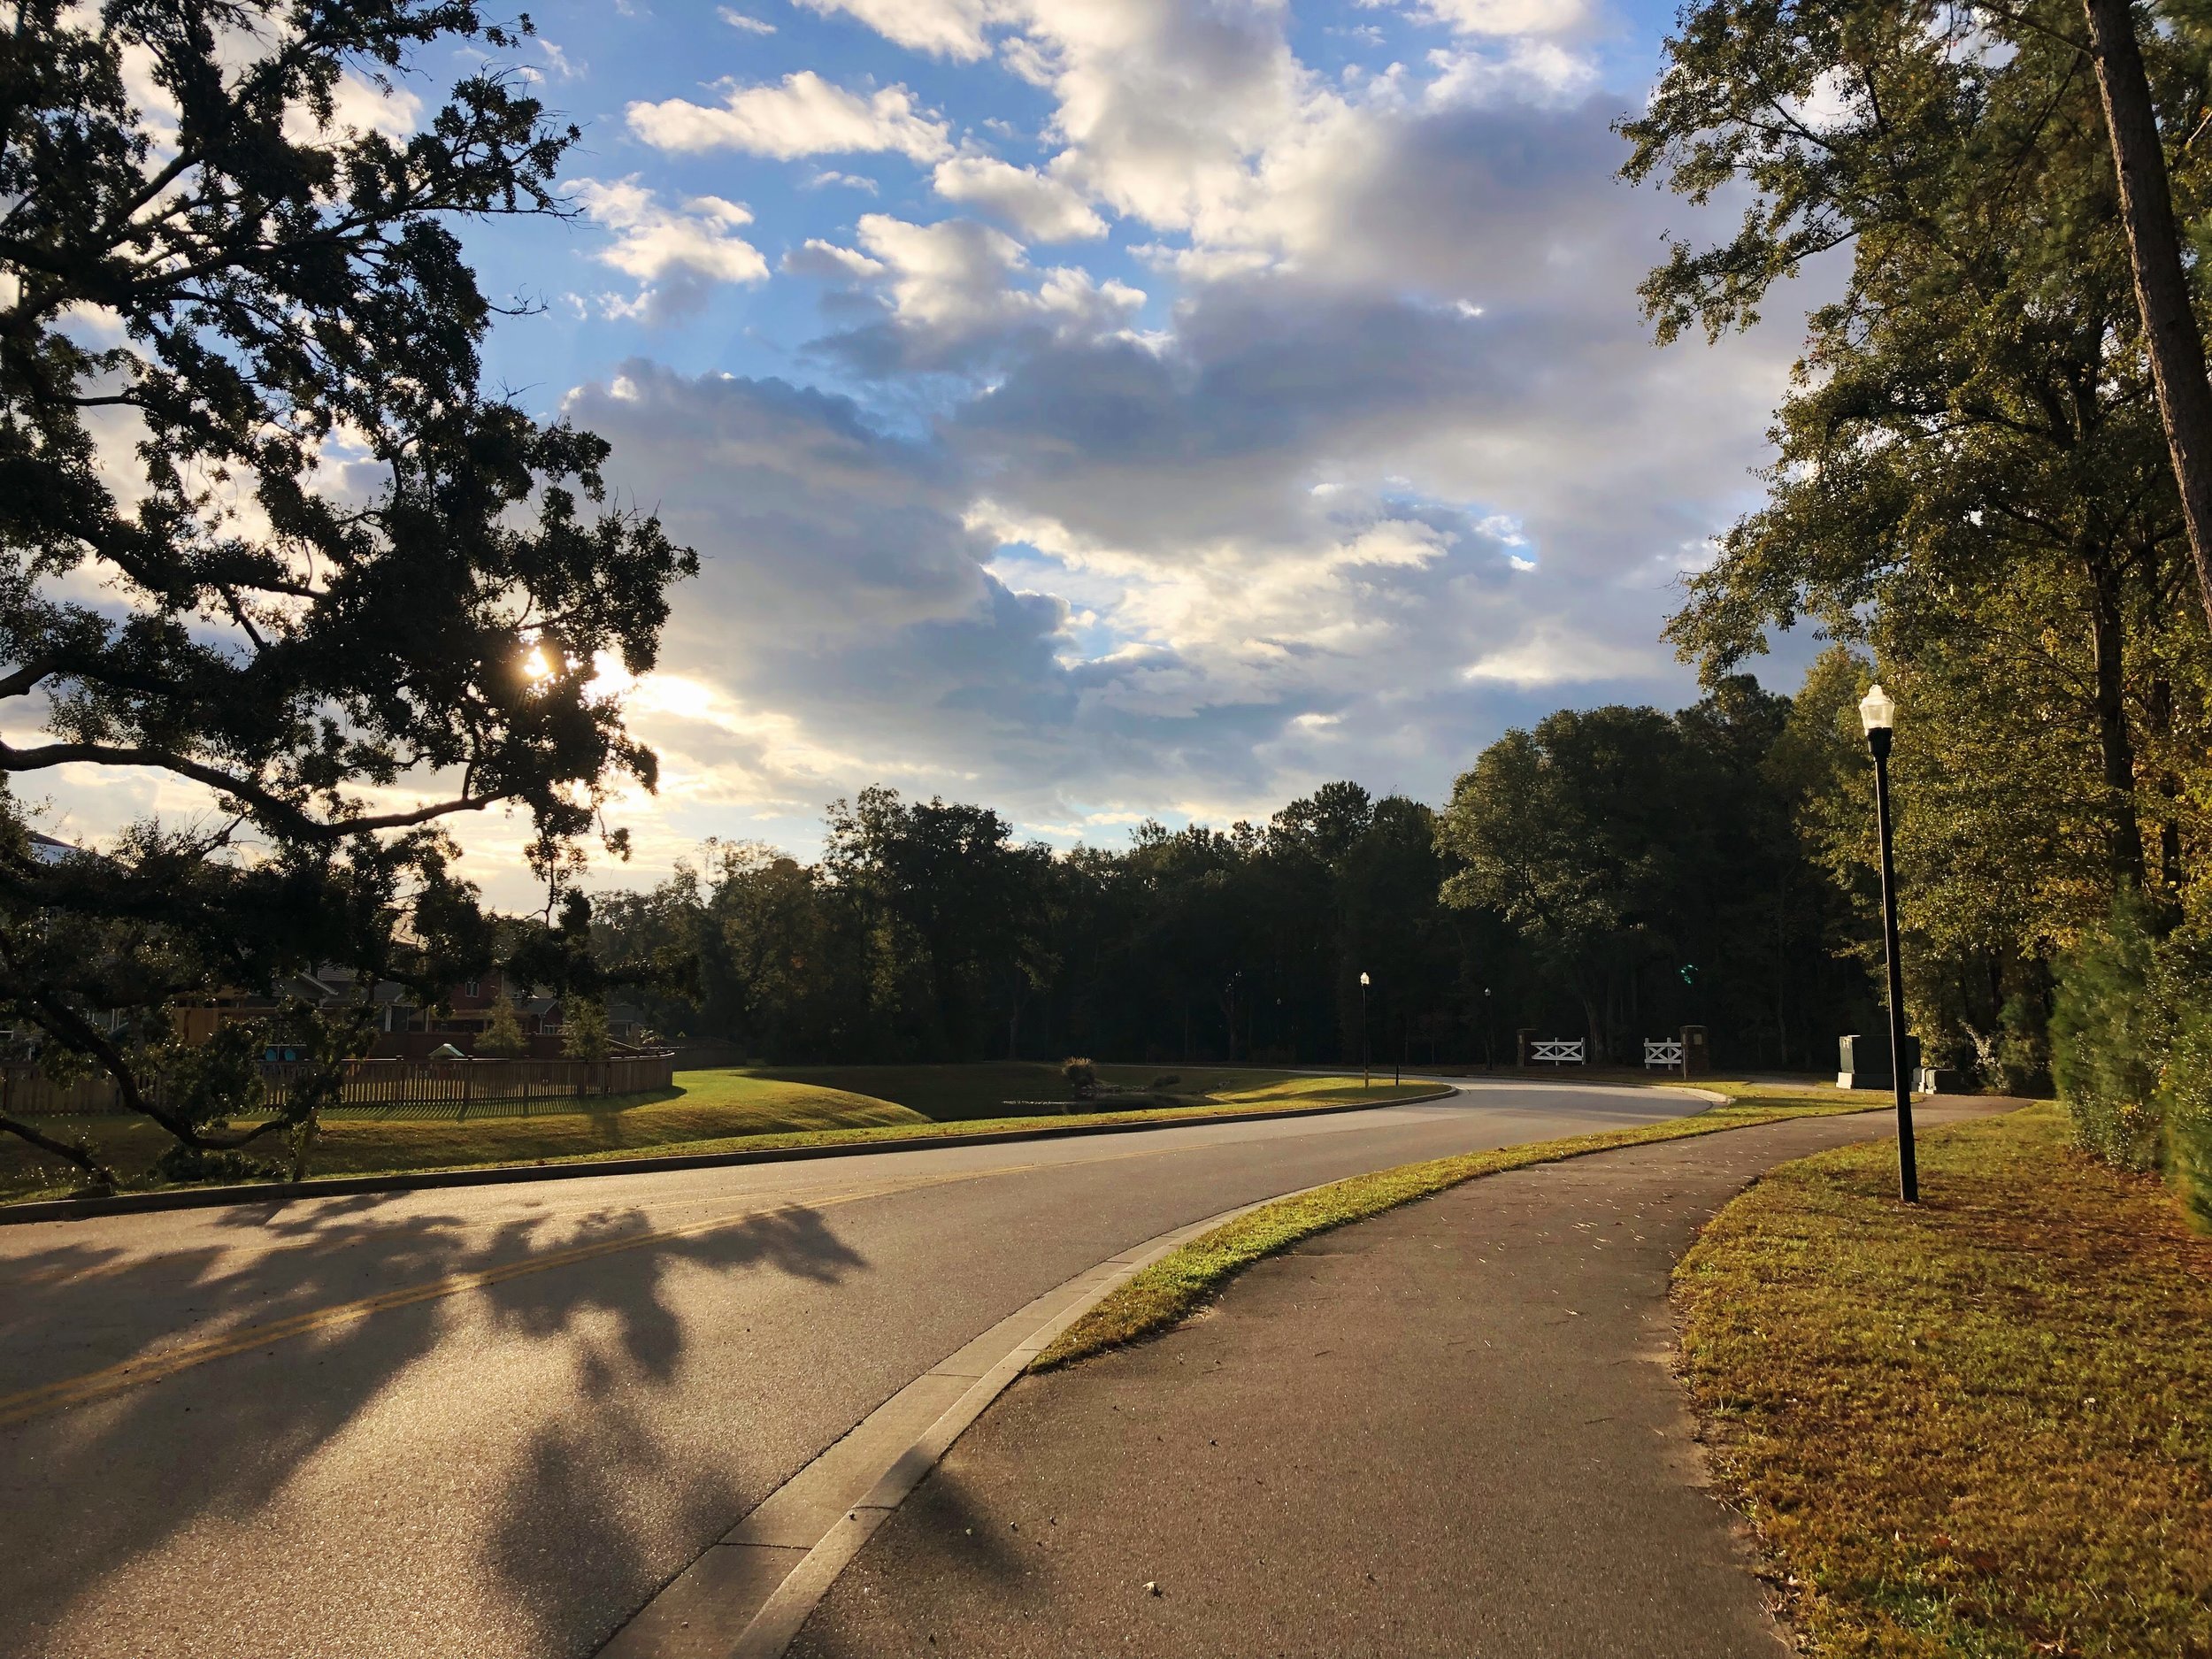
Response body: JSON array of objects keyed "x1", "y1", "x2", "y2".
[{"x1": 0, "y1": 1052, "x2": 676, "y2": 1118}]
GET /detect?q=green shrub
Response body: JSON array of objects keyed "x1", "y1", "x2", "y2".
[
  {"x1": 2051, "y1": 893, "x2": 2212, "y2": 1225},
  {"x1": 2051, "y1": 893, "x2": 2167, "y2": 1170},
  {"x1": 2160, "y1": 1010, "x2": 2212, "y2": 1233},
  {"x1": 153, "y1": 1143, "x2": 284, "y2": 1185}
]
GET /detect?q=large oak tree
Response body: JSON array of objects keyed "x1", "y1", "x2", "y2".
[{"x1": 0, "y1": 0, "x2": 695, "y2": 1184}]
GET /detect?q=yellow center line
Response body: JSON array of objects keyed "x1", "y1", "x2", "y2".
[{"x1": 0, "y1": 1164, "x2": 1001, "y2": 1431}]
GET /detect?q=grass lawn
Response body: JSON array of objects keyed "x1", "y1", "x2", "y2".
[
  {"x1": 0, "y1": 1070, "x2": 920, "y2": 1203},
  {"x1": 1675, "y1": 1105, "x2": 2211, "y2": 1658},
  {"x1": 741, "y1": 1061, "x2": 1418, "y2": 1121},
  {"x1": 0, "y1": 1064, "x2": 1443, "y2": 1206},
  {"x1": 1033, "y1": 1090, "x2": 1874, "y2": 1371}
]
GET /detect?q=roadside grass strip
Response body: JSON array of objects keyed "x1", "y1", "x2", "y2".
[
  {"x1": 1675, "y1": 1105, "x2": 2211, "y2": 1659},
  {"x1": 1031, "y1": 1095, "x2": 1868, "y2": 1371}
]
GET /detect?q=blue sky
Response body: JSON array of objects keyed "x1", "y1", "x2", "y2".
[{"x1": 58, "y1": 0, "x2": 1831, "y2": 903}]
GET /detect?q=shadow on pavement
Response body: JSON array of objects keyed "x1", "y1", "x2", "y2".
[{"x1": 0, "y1": 1191, "x2": 869, "y2": 1656}]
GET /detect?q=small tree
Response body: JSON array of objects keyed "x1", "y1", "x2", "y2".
[
  {"x1": 479, "y1": 995, "x2": 529, "y2": 1058},
  {"x1": 561, "y1": 999, "x2": 610, "y2": 1061}
]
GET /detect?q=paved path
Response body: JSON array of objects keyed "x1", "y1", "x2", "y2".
[
  {"x1": 789, "y1": 1100, "x2": 2008, "y2": 1659},
  {"x1": 0, "y1": 1079, "x2": 1697, "y2": 1659}
]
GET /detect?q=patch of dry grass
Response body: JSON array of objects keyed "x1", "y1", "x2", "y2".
[
  {"x1": 1676, "y1": 1105, "x2": 2212, "y2": 1658},
  {"x1": 1032, "y1": 1095, "x2": 1869, "y2": 1371}
]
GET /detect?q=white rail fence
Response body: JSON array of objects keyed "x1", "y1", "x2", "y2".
[
  {"x1": 1528, "y1": 1039, "x2": 1585, "y2": 1065},
  {"x1": 1643, "y1": 1040, "x2": 1685, "y2": 1069}
]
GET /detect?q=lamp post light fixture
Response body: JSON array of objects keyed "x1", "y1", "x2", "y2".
[
  {"x1": 1359, "y1": 972, "x2": 1371, "y2": 1089},
  {"x1": 1859, "y1": 681, "x2": 1921, "y2": 1204}
]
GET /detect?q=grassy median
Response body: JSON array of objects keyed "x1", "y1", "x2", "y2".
[
  {"x1": 1675, "y1": 1105, "x2": 2211, "y2": 1659},
  {"x1": 0, "y1": 1065, "x2": 1444, "y2": 1206},
  {"x1": 1032, "y1": 1092, "x2": 1871, "y2": 1371}
]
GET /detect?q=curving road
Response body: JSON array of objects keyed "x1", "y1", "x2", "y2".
[{"x1": 0, "y1": 1079, "x2": 1709, "y2": 1659}]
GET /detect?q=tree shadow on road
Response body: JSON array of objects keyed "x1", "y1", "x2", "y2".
[{"x1": 0, "y1": 1188, "x2": 870, "y2": 1657}]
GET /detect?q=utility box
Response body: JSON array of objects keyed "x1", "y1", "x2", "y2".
[
  {"x1": 1839, "y1": 1030, "x2": 1920, "y2": 1090},
  {"x1": 1679, "y1": 1025, "x2": 1711, "y2": 1077}
]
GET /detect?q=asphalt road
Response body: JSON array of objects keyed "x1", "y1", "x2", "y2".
[
  {"x1": 789, "y1": 1101, "x2": 2006, "y2": 1659},
  {"x1": 0, "y1": 1079, "x2": 1704, "y2": 1659}
]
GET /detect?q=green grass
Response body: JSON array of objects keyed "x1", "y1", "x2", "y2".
[
  {"x1": 1674, "y1": 1105, "x2": 2211, "y2": 1659},
  {"x1": 0, "y1": 1065, "x2": 1444, "y2": 1205},
  {"x1": 0, "y1": 1070, "x2": 918, "y2": 1202},
  {"x1": 741, "y1": 1062, "x2": 1415, "y2": 1121},
  {"x1": 1032, "y1": 1092, "x2": 1874, "y2": 1371}
]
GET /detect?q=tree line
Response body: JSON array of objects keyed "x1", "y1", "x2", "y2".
[{"x1": 591, "y1": 675, "x2": 1882, "y2": 1073}]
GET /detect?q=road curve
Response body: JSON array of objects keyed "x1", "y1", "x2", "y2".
[{"x1": 0, "y1": 1079, "x2": 1701, "y2": 1659}]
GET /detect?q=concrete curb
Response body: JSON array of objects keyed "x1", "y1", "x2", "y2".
[
  {"x1": 593, "y1": 1187, "x2": 1324, "y2": 1659},
  {"x1": 0, "y1": 1087, "x2": 1460, "y2": 1227}
]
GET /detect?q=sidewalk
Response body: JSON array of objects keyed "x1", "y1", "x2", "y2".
[{"x1": 787, "y1": 1101, "x2": 2007, "y2": 1659}]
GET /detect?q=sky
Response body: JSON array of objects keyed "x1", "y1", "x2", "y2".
[{"x1": 49, "y1": 0, "x2": 1832, "y2": 904}]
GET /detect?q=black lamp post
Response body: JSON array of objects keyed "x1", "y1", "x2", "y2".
[
  {"x1": 1859, "y1": 681, "x2": 1920, "y2": 1204},
  {"x1": 1359, "y1": 971, "x2": 1371, "y2": 1089}
]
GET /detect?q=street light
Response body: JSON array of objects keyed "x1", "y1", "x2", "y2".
[
  {"x1": 1859, "y1": 682, "x2": 1920, "y2": 1204},
  {"x1": 1359, "y1": 972, "x2": 1371, "y2": 1089}
]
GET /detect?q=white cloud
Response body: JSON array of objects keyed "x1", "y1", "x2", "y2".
[
  {"x1": 626, "y1": 71, "x2": 951, "y2": 162},
  {"x1": 282, "y1": 70, "x2": 421, "y2": 143},
  {"x1": 532, "y1": 38, "x2": 582, "y2": 81},
  {"x1": 793, "y1": 0, "x2": 1010, "y2": 59},
  {"x1": 932, "y1": 154, "x2": 1107, "y2": 240},
  {"x1": 1424, "y1": 41, "x2": 1599, "y2": 105},
  {"x1": 804, "y1": 168, "x2": 880, "y2": 192},
  {"x1": 718, "y1": 6, "x2": 777, "y2": 32},
  {"x1": 570, "y1": 178, "x2": 769, "y2": 319},
  {"x1": 1410, "y1": 0, "x2": 1590, "y2": 35},
  {"x1": 799, "y1": 1, "x2": 1601, "y2": 281},
  {"x1": 782, "y1": 238, "x2": 888, "y2": 279},
  {"x1": 1461, "y1": 626, "x2": 1661, "y2": 686},
  {"x1": 806, "y1": 215, "x2": 1144, "y2": 368}
]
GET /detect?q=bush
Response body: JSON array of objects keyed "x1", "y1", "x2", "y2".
[
  {"x1": 2050, "y1": 893, "x2": 2212, "y2": 1225},
  {"x1": 1150, "y1": 1073, "x2": 1181, "y2": 1089},
  {"x1": 153, "y1": 1143, "x2": 285, "y2": 1185},
  {"x1": 1063, "y1": 1056, "x2": 1097, "y2": 1098},
  {"x1": 2160, "y1": 1010, "x2": 2212, "y2": 1233},
  {"x1": 2050, "y1": 893, "x2": 2167, "y2": 1170}
]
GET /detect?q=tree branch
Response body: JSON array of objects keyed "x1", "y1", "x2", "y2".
[{"x1": 0, "y1": 739, "x2": 511, "y2": 838}]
